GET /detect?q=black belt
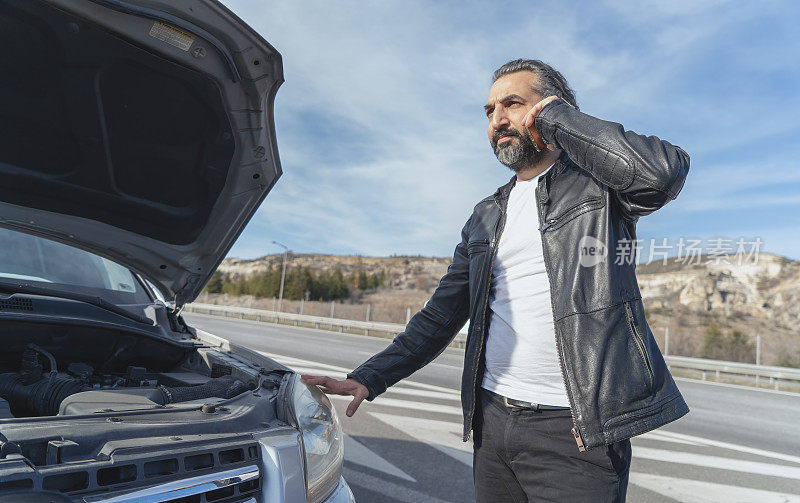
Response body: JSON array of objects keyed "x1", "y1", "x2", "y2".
[{"x1": 483, "y1": 388, "x2": 570, "y2": 411}]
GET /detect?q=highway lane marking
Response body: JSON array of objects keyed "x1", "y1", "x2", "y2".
[
  {"x1": 275, "y1": 365, "x2": 461, "y2": 401},
  {"x1": 636, "y1": 431, "x2": 704, "y2": 446},
  {"x1": 344, "y1": 434, "x2": 416, "y2": 482},
  {"x1": 387, "y1": 379, "x2": 460, "y2": 394},
  {"x1": 274, "y1": 365, "x2": 350, "y2": 380},
  {"x1": 360, "y1": 412, "x2": 800, "y2": 496},
  {"x1": 329, "y1": 394, "x2": 463, "y2": 416},
  {"x1": 375, "y1": 387, "x2": 461, "y2": 402},
  {"x1": 352, "y1": 414, "x2": 800, "y2": 502},
  {"x1": 285, "y1": 367, "x2": 461, "y2": 400},
  {"x1": 633, "y1": 446, "x2": 800, "y2": 480},
  {"x1": 426, "y1": 361, "x2": 464, "y2": 370},
  {"x1": 629, "y1": 472, "x2": 800, "y2": 503},
  {"x1": 195, "y1": 313, "x2": 798, "y2": 397},
  {"x1": 260, "y1": 351, "x2": 800, "y2": 471},
  {"x1": 368, "y1": 412, "x2": 473, "y2": 466},
  {"x1": 646, "y1": 430, "x2": 800, "y2": 465},
  {"x1": 325, "y1": 381, "x2": 800, "y2": 498},
  {"x1": 190, "y1": 312, "x2": 472, "y2": 361},
  {"x1": 363, "y1": 412, "x2": 800, "y2": 500},
  {"x1": 364, "y1": 404, "x2": 800, "y2": 482},
  {"x1": 258, "y1": 351, "x2": 462, "y2": 396},
  {"x1": 258, "y1": 352, "x2": 354, "y2": 374}
]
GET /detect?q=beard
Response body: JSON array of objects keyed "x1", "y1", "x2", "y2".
[{"x1": 491, "y1": 126, "x2": 546, "y2": 172}]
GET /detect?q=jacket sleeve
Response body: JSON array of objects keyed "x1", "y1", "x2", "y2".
[
  {"x1": 346, "y1": 214, "x2": 473, "y2": 401},
  {"x1": 534, "y1": 99, "x2": 690, "y2": 221}
]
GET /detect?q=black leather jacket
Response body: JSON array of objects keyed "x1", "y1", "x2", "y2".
[{"x1": 347, "y1": 99, "x2": 691, "y2": 451}]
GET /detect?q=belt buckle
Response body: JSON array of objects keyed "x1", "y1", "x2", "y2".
[{"x1": 502, "y1": 395, "x2": 538, "y2": 410}]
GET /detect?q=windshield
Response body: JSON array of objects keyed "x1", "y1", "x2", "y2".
[{"x1": 0, "y1": 227, "x2": 152, "y2": 304}]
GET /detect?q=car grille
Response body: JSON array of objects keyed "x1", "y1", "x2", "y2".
[
  {"x1": 0, "y1": 441, "x2": 262, "y2": 502},
  {"x1": 82, "y1": 465, "x2": 260, "y2": 502}
]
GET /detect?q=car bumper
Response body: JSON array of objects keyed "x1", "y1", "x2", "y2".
[
  {"x1": 256, "y1": 428, "x2": 354, "y2": 503},
  {"x1": 323, "y1": 477, "x2": 355, "y2": 502}
]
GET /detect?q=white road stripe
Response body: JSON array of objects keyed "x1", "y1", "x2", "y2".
[
  {"x1": 383, "y1": 387, "x2": 461, "y2": 402},
  {"x1": 282, "y1": 364, "x2": 461, "y2": 402},
  {"x1": 389, "y1": 379, "x2": 460, "y2": 394},
  {"x1": 259, "y1": 352, "x2": 352, "y2": 374},
  {"x1": 258, "y1": 351, "x2": 461, "y2": 396},
  {"x1": 359, "y1": 410, "x2": 800, "y2": 498},
  {"x1": 633, "y1": 446, "x2": 800, "y2": 480},
  {"x1": 330, "y1": 394, "x2": 463, "y2": 416},
  {"x1": 262, "y1": 350, "x2": 800, "y2": 491},
  {"x1": 350, "y1": 351, "x2": 464, "y2": 371},
  {"x1": 635, "y1": 431, "x2": 704, "y2": 446},
  {"x1": 648, "y1": 430, "x2": 800, "y2": 465},
  {"x1": 430, "y1": 362, "x2": 463, "y2": 370},
  {"x1": 369, "y1": 412, "x2": 472, "y2": 466},
  {"x1": 344, "y1": 434, "x2": 416, "y2": 482},
  {"x1": 629, "y1": 472, "x2": 800, "y2": 502},
  {"x1": 287, "y1": 366, "x2": 349, "y2": 379}
]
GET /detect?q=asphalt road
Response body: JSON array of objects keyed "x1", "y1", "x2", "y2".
[{"x1": 185, "y1": 313, "x2": 800, "y2": 503}]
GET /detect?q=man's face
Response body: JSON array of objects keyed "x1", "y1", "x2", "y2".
[{"x1": 485, "y1": 71, "x2": 546, "y2": 171}]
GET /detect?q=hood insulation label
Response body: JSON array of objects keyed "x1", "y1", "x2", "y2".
[{"x1": 149, "y1": 21, "x2": 195, "y2": 51}]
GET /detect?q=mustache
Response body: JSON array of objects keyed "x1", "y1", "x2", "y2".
[{"x1": 492, "y1": 127, "x2": 526, "y2": 147}]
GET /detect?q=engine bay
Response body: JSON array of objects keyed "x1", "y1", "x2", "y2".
[
  {"x1": 0, "y1": 344, "x2": 257, "y2": 419},
  {"x1": 0, "y1": 323, "x2": 291, "y2": 484}
]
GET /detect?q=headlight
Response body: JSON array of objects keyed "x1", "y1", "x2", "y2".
[{"x1": 287, "y1": 373, "x2": 344, "y2": 503}]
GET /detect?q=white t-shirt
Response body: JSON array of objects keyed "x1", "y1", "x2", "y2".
[{"x1": 480, "y1": 162, "x2": 570, "y2": 406}]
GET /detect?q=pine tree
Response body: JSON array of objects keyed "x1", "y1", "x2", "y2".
[{"x1": 205, "y1": 270, "x2": 223, "y2": 293}]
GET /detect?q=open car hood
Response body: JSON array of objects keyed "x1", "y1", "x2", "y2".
[{"x1": 0, "y1": 0, "x2": 282, "y2": 307}]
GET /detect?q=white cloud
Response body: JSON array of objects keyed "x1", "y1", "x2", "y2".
[
  {"x1": 675, "y1": 160, "x2": 800, "y2": 213},
  {"x1": 223, "y1": 0, "x2": 800, "y2": 260}
]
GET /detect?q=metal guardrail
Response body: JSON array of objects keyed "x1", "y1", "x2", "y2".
[
  {"x1": 663, "y1": 355, "x2": 800, "y2": 390},
  {"x1": 184, "y1": 303, "x2": 800, "y2": 390},
  {"x1": 184, "y1": 302, "x2": 468, "y2": 345}
]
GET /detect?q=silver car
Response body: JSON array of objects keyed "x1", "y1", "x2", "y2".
[{"x1": 0, "y1": 0, "x2": 353, "y2": 501}]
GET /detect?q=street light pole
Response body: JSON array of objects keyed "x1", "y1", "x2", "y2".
[{"x1": 273, "y1": 241, "x2": 289, "y2": 313}]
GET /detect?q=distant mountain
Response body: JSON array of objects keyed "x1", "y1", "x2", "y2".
[
  {"x1": 220, "y1": 254, "x2": 452, "y2": 292},
  {"x1": 217, "y1": 251, "x2": 800, "y2": 366},
  {"x1": 220, "y1": 252, "x2": 799, "y2": 323},
  {"x1": 636, "y1": 252, "x2": 800, "y2": 328}
]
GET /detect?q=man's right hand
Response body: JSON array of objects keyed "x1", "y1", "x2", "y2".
[{"x1": 301, "y1": 375, "x2": 369, "y2": 417}]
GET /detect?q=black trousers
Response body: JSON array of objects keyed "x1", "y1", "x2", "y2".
[{"x1": 472, "y1": 388, "x2": 631, "y2": 503}]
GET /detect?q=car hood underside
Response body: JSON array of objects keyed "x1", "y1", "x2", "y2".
[{"x1": 0, "y1": 0, "x2": 283, "y2": 306}]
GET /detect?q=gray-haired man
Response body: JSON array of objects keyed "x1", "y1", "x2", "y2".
[{"x1": 304, "y1": 58, "x2": 690, "y2": 502}]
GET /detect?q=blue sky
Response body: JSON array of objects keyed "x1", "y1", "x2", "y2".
[{"x1": 223, "y1": 0, "x2": 800, "y2": 262}]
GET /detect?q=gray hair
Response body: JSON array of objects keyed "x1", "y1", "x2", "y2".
[{"x1": 492, "y1": 59, "x2": 578, "y2": 110}]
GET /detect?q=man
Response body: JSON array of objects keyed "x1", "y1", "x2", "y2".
[{"x1": 303, "y1": 58, "x2": 690, "y2": 502}]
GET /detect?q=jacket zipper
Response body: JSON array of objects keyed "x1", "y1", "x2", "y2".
[
  {"x1": 541, "y1": 196, "x2": 602, "y2": 232},
  {"x1": 625, "y1": 301, "x2": 654, "y2": 384},
  {"x1": 535, "y1": 183, "x2": 586, "y2": 452},
  {"x1": 464, "y1": 199, "x2": 506, "y2": 442}
]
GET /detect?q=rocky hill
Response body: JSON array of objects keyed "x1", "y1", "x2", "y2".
[
  {"x1": 221, "y1": 254, "x2": 452, "y2": 292},
  {"x1": 216, "y1": 252, "x2": 800, "y2": 366},
  {"x1": 636, "y1": 253, "x2": 800, "y2": 329}
]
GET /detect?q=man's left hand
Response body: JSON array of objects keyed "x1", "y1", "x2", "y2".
[{"x1": 523, "y1": 95, "x2": 561, "y2": 151}]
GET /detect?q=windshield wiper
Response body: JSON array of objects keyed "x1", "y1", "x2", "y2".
[{"x1": 0, "y1": 280, "x2": 153, "y2": 325}]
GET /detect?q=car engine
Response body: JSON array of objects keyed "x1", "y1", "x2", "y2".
[
  {"x1": 0, "y1": 344, "x2": 255, "y2": 419},
  {"x1": 0, "y1": 325, "x2": 291, "y2": 502}
]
